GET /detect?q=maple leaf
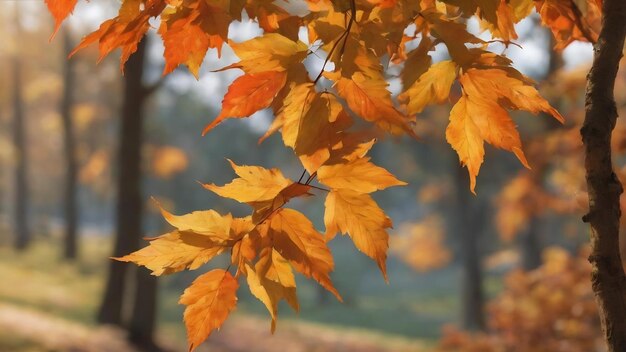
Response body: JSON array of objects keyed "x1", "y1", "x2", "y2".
[
  {"x1": 317, "y1": 157, "x2": 406, "y2": 193},
  {"x1": 245, "y1": 248, "x2": 298, "y2": 332},
  {"x1": 160, "y1": 208, "x2": 234, "y2": 243},
  {"x1": 159, "y1": 0, "x2": 232, "y2": 77},
  {"x1": 324, "y1": 189, "x2": 392, "y2": 280},
  {"x1": 399, "y1": 60, "x2": 458, "y2": 115},
  {"x1": 335, "y1": 72, "x2": 417, "y2": 137},
  {"x1": 536, "y1": 0, "x2": 601, "y2": 49},
  {"x1": 115, "y1": 231, "x2": 225, "y2": 275},
  {"x1": 227, "y1": 34, "x2": 309, "y2": 74},
  {"x1": 203, "y1": 160, "x2": 312, "y2": 223},
  {"x1": 45, "y1": 0, "x2": 78, "y2": 37},
  {"x1": 447, "y1": 65, "x2": 563, "y2": 192},
  {"x1": 266, "y1": 209, "x2": 342, "y2": 300},
  {"x1": 203, "y1": 160, "x2": 292, "y2": 203},
  {"x1": 180, "y1": 269, "x2": 238, "y2": 351},
  {"x1": 203, "y1": 71, "x2": 288, "y2": 133},
  {"x1": 70, "y1": 0, "x2": 167, "y2": 70}
]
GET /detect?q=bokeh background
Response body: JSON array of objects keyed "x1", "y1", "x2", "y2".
[{"x1": 0, "y1": 1, "x2": 624, "y2": 351}]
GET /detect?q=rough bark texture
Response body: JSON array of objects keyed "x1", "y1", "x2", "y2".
[
  {"x1": 580, "y1": 0, "x2": 626, "y2": 349},
  {"x1": 454, "y1": 166, "x2": 485, "y2": 331},
  {"x1": 98, "y1": 39, "x2": 148, "y2": 326},
  {"x1": 13, "y1": 5, "x2": 29, "y2": 251},
  {"x1": 61, "y1": 28, "x2": 78, "y2": 260}
]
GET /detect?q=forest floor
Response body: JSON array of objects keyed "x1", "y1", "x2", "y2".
[
  {"x1": 0, "y1": 237, "x2": 430, "y2": 352},
  {"x1": 0, "y1": 303, "x2": 425, "y2": 352}
]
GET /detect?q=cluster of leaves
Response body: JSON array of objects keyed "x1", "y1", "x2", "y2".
[
  {"x1": 46, "y1": 0, "x2": 599, "y2": 349},
  {"x1": 438, "y1": 247, "x2": 602, "y2": 352}
]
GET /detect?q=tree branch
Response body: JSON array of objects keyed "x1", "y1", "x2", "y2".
[{"x1": 580, "y1": 0, "x2": 626, "y2": 349}]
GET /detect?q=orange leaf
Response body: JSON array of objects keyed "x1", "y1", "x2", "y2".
[
  {"x1": 180, "y1": 269, "x2": 238, "y2": 351},
  {"x1": 116, "y1": 231, "x2": 225, "y2": 275},
  {"x1": 203, "y1": 160, "x2": 292, "y2": 203},
  {"x1": 203, "y1": 71, "x2": 288, "y2": 134},
  {"x1": 318, "y1": 157, "x2": 406, "y2": 193},
  {"x1": 45, "y1": 0, "x2": 78, "y2": 37},
  {"x1": 267, "y1": 209, "x2": 342, "y2": 300},
  {"x1": 159, "y1": 0, "x2": 231, "y2": 77},
  {"x1": 324, "y1": 189, "x2": 392, "y2": 280},
  {"x1": 335, "y1": 72, "x2": 416, "y2": 137}
]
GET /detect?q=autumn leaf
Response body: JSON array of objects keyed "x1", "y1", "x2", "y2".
[
  {"x1": 245, "y1": 248, "x2": 298, "y2": 332},
  {"x1": 227, "y1": 33, "x2": 309, "y2": 73},
  {"x1": 335, "y1": 72, "x2": 416, "y2": 137},
  {"x1": 267, "y1": 209, "x2": 342, "y2": 300},
  {"x1": 203, "y1": 160, "x2": 292, "y2": 203},
  {"x1": 318, "y1": 157, "x2": 406, "y2": 193},
  {"x1": 324, "y1": 189, "x2": 392, "y2": 280},
  {"x1": 399, "y1": 60, "x2": 458, "y2": 115},
  {"x1": 45, "y1": 0, "x2": 78, "y2": 37},
  {"x1": 180, "y1": 269, "x2": 238, "y2": 351},
  {"x1": 159, "y1": 0, "x2": 232, "y2": 77},
  {"x1": 447, "y1": 65, "x2": 563, "y2": 192},
  {"x1": 115, "y1": 231, "x2": 225, "y2": 275},
  {"x1": 70, "y1": 0, "x2": 167, "y2": 70},
  {"x1": 203, "y1": 71, "x2": 288, "y2": 133}
]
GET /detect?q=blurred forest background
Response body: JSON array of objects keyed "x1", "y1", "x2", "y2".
[{"x1": 0, "y1": 1, "x2": 623, "y2": 351}]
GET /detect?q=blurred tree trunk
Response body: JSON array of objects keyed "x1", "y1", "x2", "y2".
[
  {"x1": 453, "y1": 166, "x2": 485, "y2": 331},
  {"x1": 61, "y1": 28, "x2": 78, "y2": 260},
  {"x1": 129, "y1": 268, "x2": 160, "y2": 351},
  {"x1": 580, "y1": 0, "x2": 626, "y2": 350},
  {"x1": 12, "y1": 4, "x2": 30, "y2": 251},
  {"x1": 97, "y1": 37, "x2": 162, "y2": 351}
]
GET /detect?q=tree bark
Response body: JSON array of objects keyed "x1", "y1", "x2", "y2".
[
  {"x1": 12, "y1": 4, "x2": 29, "y2": 251},
  {"x1": 129, "y1": 268, "x2": 161, "y2": 352},
  {"x1": 61, "y1": 28, "x2": 78, "y2": 260},
  {"x1": 453, "y1": 166, "x2": 485, "y2": 331},
  {"x1": 580, "y1": 0, "x2": 626, "y2": 349},
  {"x1": 98, "y1": 39, "x2": 148, "y2": 326},
  {"x1": 96, "y1": 38, "x2": 162, "y2": 350}
]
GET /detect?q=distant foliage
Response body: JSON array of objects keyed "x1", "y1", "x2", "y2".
[
  {"x1": 46, "y1": 0, "x2": 597, "y2": 349},
  {"x1": 392, "y1": 215, "x2": 451, "y2": 272},
  {"x1": 438, "y1": 247, "x2": 602, "y2": 352}
]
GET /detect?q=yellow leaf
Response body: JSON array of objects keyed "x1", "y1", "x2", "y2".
[
  {"x1": 203, "y1": 160, "x2": 292, "y2": 203},
  {"x1": 399, "y1": 60, "x2": 457, "y2": 115},
  {"x1": 160, "y1": 208, "x2": 233, "y2": 243},
  {"x1": 445, "y1": 96, "x2": 485, "y2": 193},
  {"x1": 116, "y1": 231, "x2": 224, "y2": 276},
  {"x1": 180, "y1": 269, "x2": 238, "y2": 351},
  {"x1": 324, "y1": 189, "x2": 391, "y2": 280},
  {"x1": 335, "y1": 72, "x2": 416, "y2": 137},
  {"x1": 318, "y1": 157, "x2": 406, "y2": 193},
  {"x1": 245, "y1": 248, "x2": 298, "y2": 332},
  {"x1": 228, "y1": 33, "x2": 309, "y2": 73},
  {"x1": 268, "y1": 209, "x2": 342, "y2": 300},
  {"x1": 460, "y1": 68, "x2": 564, "y2": 122}
]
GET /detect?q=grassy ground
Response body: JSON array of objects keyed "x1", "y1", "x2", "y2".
[{"x1": 0, "y1": 236, "x2": 499, "y2": 351}]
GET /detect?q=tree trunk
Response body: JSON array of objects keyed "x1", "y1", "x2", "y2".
[
  {"x1": 580, "y1": 0, "x2": 626, "y2": 350},
  {"x1": 129, "y1": 268, "x2": 161, "y2": 352},
  {"x1": 520, "y1": 218, "x2": 542, "y2": 270},
  {"x1": 61, "y1": 28, "x2": 78, "y2": 260},
  {"x1": 98, "y1": 39, "x2": 148, "y2": 326},
  {"x1": 12, "y1": 4, "x2": 29, "y2": 251},
  {"x1": 453, "y1": 166, "x2": 485, "y2": 331}
]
